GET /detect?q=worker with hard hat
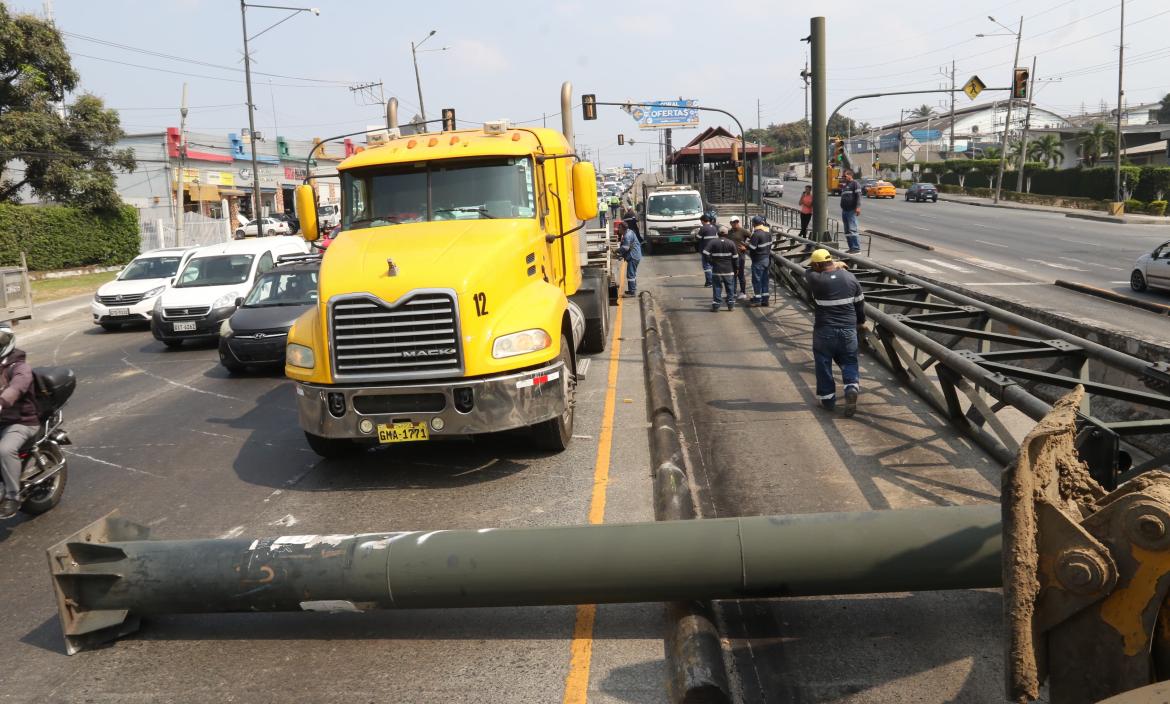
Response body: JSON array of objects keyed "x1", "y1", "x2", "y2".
[
  {"x1": 703, "y1": 225, "x2": 739, "y2": 311},
  {"x1": 696, "y1": 213, "x2": 718, "y2": 287},
  {"x1": 805, "y1": 249, "x2": 865, "y2": 417},
  {"x1": 746, "y1": 215, "x2": 773, "y2": 306}
]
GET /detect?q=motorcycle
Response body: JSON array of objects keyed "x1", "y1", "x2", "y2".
[{"x1": 15, "y1": 367, "x2": 75, "y2": 515}]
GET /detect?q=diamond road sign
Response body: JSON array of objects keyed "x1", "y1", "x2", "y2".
[{"x1": 962, "y1": 75, "x2": 986, "y2": 101}]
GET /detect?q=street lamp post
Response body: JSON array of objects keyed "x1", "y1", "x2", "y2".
[
  {"x1": 977, "y1": 15, "x2": 1023, "y2": 204},
  {"x1": 411, "y1": 30, "x2": 449, "y2": 127},
  {"x1": 239, "y1": 2, "x2": 319, "y2": 224}
]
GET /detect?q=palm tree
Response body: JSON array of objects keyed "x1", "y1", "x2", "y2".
[
  {"x1": 1008, "y1": 139, "x2": 1028, "y2": 164},
  {"x1": 982, "y1": 145, "x2": 1002, "y2": 160},
  {"x1": 909, "y1": 104, "x2": 935, "y2": 119},
  {"x1": 1028, "y1": 134, "x2": 1063, "y2": 168},
  {"x1": 1077, "y1": 122, "x2": 1113, "y2": 167}
]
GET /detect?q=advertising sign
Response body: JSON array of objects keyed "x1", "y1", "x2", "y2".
[{"x1": 628, "y1": 100, "x2": 699, "y2": 130}]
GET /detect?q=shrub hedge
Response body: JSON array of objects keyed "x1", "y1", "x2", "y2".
[{"x1": 0, "y1": 203, "x2": 139, "y2": 271}]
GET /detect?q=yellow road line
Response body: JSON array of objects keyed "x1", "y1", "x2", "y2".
[{"x1": 562, "y1": 284, "x2": 625, "y2": 704}]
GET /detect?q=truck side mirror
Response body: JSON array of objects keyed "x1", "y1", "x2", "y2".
[
  {"x1": 295, "y1": 184, "x2": 320, "y2": 242},
  {"x1": 572, "y1": 162, "x2": 598, "y2": 221}
]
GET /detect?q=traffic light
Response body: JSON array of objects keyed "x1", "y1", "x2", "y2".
[
  {"x1": 736, "y1": 165, "x2": 744, "y2": 183},
  {"x1": 582, "y1": 94, "x2": 597, "y2": 120},
  {"x1": 441, "y1": 108, "x2": 456, "y2": 131},
  {"x1": 618, "y1": 133, "x2": 624, "y2": 145},
  {"x1": 874, "y1": 160, "x2": 880, "y2": 171},
  {"x1": 833, "y1": 137, "x2": 845, "y2": 163},
  {"x1": 1012, "y1": 67, "x2": 1029, "y2": 99},
  {"x1": 731, "y1": 141, "x2": 740, "y2": 162}
]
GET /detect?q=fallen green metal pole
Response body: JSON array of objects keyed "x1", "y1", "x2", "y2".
[{"x1": 49, "y1": 505, "x2": 1001, "y2": 654}]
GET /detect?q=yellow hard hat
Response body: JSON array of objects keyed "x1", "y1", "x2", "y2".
[{"x1": 809, "y1": 249, "x2": 833, "y2": 263}]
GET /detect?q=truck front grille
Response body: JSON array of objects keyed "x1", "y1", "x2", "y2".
[
  {"x1": 164, "y1": 306, "x2": 210, "y2": 319},
  {"x1": 99, "y1": 293, "x2": 145, "y2": 305},
  {"x1": 330, "y1": 293, "x2": 462, "y2": 379}
]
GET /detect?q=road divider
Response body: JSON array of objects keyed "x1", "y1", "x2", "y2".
[{"x1": 1054, "y1": 280, "x2": 1170, "y2": 316}]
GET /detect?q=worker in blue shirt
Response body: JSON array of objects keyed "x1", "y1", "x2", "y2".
[
  {"x1": 616, "y1": 220, "x2": 642, "y2": 297},
  {"x1": 746, "y1": 215, "x2": 773, "y2": 306},
  {"x1": 695, "y1": 213, "x2": 718, "y2": 287}
]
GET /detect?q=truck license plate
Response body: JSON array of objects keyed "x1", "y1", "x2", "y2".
[
  {"x1": 173, "y1": 321, "x2": 196, "y2": 332},
  {"x1": 109, "y1": 307, "x2": 129, "y2": 317},
  {"x1": 377, "y1": 421, "x2": 429, "y2": 444},
  {"x1": 669, "y1": 236, "x2": 685, "y2": 243}
]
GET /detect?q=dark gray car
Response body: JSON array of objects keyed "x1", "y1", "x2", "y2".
[
  {"x1": 906, "y1": 182, "x2": 938, "y2": 202},
  {"x1": 218, "y1": 262, "x2": 319, "y2": 373}
]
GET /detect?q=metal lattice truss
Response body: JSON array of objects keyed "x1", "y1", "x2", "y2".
[{"x1": 768, "y1": 232, "x2": 1170, "y2": 488}]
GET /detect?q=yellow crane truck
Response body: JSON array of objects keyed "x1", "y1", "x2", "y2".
[{"x1": 287, "y1": 83, "x2": 611, "y2": 458}]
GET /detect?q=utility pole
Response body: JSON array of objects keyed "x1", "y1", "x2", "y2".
[
  {"x1": 175, "y1": 82, "x2": 188, "y2": 247},
  {"x1": 1015, "y1": 56, "x2": 1037, "y2": 194},
  {"x1": 757, "y1": 98, "x2": 763, "y2": 204},
  {"x1": 1115, "y1": 0, "x2": 1125, "y2": 203},
  {"x1": 949, "y1": 60, "x2": 956, "y2": 156},
  {"x1": 896, "y1": 108, "x2": 906, "y2": 181},
  {"x1": 411, "y1": 30, "x2": 442, "y2": 125},
  {"x1": 992, "y1": 16, "x2": 1023, "y2": 204},
  {"x1": 810, "y1": 17, "x2": 827, "y2": 243},
  {"x1": 239, "y1": 0, "x2": 263, "y2": 223}
]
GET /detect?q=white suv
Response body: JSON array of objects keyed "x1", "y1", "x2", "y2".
[
  {"x1": 92, "y1": 246, "x2": 202, "y2": 330},
  {"x1": 151, "y1": 237, "x2": 308, "y2": 348}
]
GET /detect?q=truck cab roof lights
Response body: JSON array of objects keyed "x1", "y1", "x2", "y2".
[
  {"x1": 428, "y1": 137, "x2": 439, "y2": 147},
  {"x1": 449, "y1": 136, "x2": 460, "y2": 145},
  {"x1": 483, "y1": 120, "x2": 510, "y2": 135},
  {"x1": 407, "y1": 139, "x2": 418, "y2": 149},
  {"x1": 512, "y1": 132, "x2": 522, "y2": 142}
]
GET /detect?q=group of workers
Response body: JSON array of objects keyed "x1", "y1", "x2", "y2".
[{"x1": 614, "y1": 207, "x2": 864, "y2": 418}]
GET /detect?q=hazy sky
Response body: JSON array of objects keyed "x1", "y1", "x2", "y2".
[{"x1": 10, "y1": 0, "x2": 1168, "y2": 170}]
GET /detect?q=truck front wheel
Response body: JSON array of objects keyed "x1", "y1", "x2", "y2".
[
  {"x1": 305, "y1": 432, "x2": 360, "y2": 459},
  {"x1": 530, "y1": 335, "x2": 575, "y2": 452}
]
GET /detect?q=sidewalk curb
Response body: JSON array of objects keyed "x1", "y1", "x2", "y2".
[
  {"x1": 864, "y1": 228, "x2": 934, "y2": 251},
  {"x1": 1053, "y1": 280, "x2": 1170, "y2": 316},
  {"x1": 937, "y1": 195, "x2": 1170, "y2": 225}
]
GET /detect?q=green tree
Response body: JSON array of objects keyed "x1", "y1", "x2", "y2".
[
  {"x1": 909, "y1": 104, "x2": 935, "y2": 119},
  {"x1": 1076, "y1": 122, "x2": 1116, "y2": 167},
  {"x1": 1028, "y1": 134, "x2": 1063, "y2": 168},
  {"x1": 0, "y1": 5, "x2": 134, "y2": 210},
  {"x1": 982, "y1": 145, "x2": 1002, "y2": 160},
  {"x1": 1157, "y1": 93, "x2": 1170, "y2": 123}
]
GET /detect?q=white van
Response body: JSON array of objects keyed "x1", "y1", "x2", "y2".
[
  {"x1": 92, "y1": 246, "x2": 203, "y2": 330},
  {"x1": 150, "y1": 236, "x2": 308, "y2": 347},
  {"x1": 318, "y1": 203, "x2": 340, "y2": 230}
]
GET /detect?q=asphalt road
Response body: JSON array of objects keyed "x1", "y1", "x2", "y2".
[
  {"x1": 770, "y1": 188, "x2": 1170, "y2": 342},
  {"x1": 2, "y1": 291, "x2": 664, "y2": 703},
  {"x1": 637, "y1": 249, "x2": 1011, "y2": 703}
]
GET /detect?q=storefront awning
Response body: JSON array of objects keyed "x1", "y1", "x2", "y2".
[
  {"x1": 218, "y1": 188, "x2": 247, "y2": 196},
  {"x1": 191, "y1": 184, "x2": 221, "y2": 201}
]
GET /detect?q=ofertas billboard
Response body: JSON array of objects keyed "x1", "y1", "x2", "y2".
[{"x1": 627, "y1": 100, "x2": 699, "y2": 129}]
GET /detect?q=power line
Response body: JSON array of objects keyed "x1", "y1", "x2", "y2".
[
  {"x1": 70, "y1": 52, "x2": 346, "y2": 90},
  {"x1": 62, "y1": 31, "x2": 354, "y2": 86}
]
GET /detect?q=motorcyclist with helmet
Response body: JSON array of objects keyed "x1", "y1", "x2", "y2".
[{"x1": 0, "y1": 327, "x2": 37, "y2": 519}]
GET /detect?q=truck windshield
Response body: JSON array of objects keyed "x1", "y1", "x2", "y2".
[
  {"x1": 647, "y1": 193, "x2": 703, "y2": 217},
  {"x1": 343, "y1": 157, "x2": 536, "y2": 229}
]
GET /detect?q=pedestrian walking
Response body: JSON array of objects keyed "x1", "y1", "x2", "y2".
[
  {"x1": 608, "y1": 194, "x2": 620, "y2": 220},
  {"x1": 798, "y1": 185, "x2": 813, "y2": 238},
  {"x1": 598, "y1": 196, "x2": 608, "y2": 228},
  {"x1": 704, "y1": 225, "x2": 738, "y2": 311},
  {"x1": 726, "y1": 216, "x2": 750, "y2": 300},
  {"x1": 616, "y1": 220, "x2": 642, "y2": 297},
  {"x1": 839, "y1": 169, "x2": 863, "y2": 253},
  {"x1": 804, "y1": 249, "x2": 865, "y2": 417},
  {"x1": 696, "y1": 213, "x2": 717, "y2": 287},
  {"x1": 746, "y1": 215, "x2": 773, "y2": 306}
]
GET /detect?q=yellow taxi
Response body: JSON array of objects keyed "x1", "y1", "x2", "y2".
[{"x1": 865, "y1": 180, "x2": 896, "y2": 199}]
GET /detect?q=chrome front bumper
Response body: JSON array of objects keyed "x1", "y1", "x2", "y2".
[{"x1": 296, "y1": 360, "x2": 569, "y2": 440}]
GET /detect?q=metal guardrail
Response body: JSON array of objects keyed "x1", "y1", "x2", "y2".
[{"x1": 768, "y1": 231, "x2": 1170, "y2": 488}]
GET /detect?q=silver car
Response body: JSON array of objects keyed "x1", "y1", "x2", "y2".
[
  {"x1": 763, "y1": 179, "x2": 784, "y2": 197},
  {"x1": 1131, "y1": 239, "x2": 1170, "y2": 293}
]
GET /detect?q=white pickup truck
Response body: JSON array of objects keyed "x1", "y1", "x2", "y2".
[{"x1": 640, "y1": 184, "x2": 704, "y2": 251}]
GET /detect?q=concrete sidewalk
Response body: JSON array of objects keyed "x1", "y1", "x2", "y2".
[
  {"x1": 936, "y1": 191, "x2": 1170, "y2": 226},
  {"x1": 639, "y1": 251, "x2": 1010, "y2": 703}
]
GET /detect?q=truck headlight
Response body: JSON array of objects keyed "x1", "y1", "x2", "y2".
[
  {"x1": 220, "y1": 318, "x2": 233, "y2": 337},
  {"x1": 286, "y1": 343, "x2": 315, "y2": 368},
  {"x1": 153, "y1": 297, "x2": 164, "y2": 314},
  {"x1": 492, "y1": 329, "x2": 552, "y2": 359}
]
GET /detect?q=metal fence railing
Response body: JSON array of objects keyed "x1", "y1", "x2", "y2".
[
  {"x1": 767, "y1": 230, "x2": 1170, "y2": 488},
  {"x1": 140, "y1": 214, "x2": 233, "y2": 253}
]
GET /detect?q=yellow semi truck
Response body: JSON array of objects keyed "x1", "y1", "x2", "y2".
[{"x1": 287, "y1": 83, "x2": 612, "y2": 458}]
